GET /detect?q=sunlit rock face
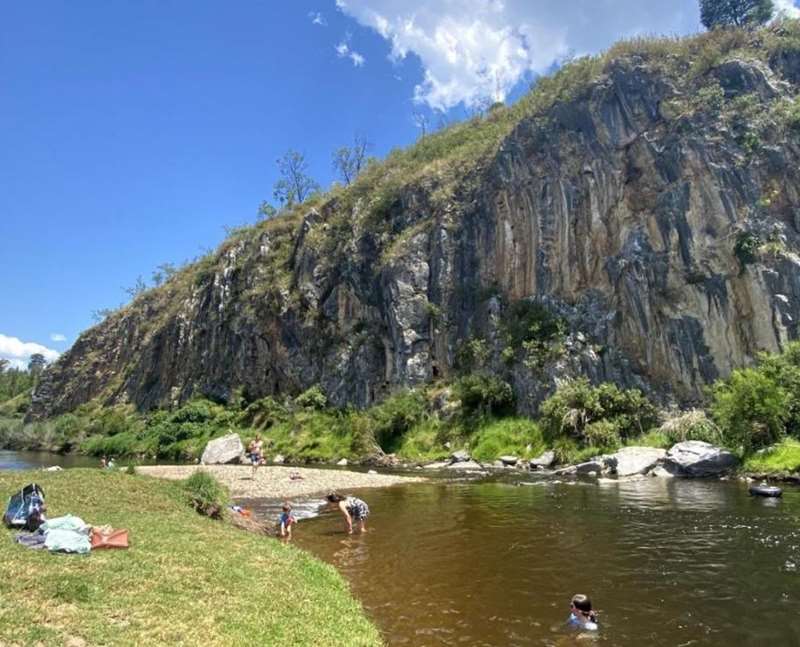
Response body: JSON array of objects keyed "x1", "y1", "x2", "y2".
[{"x1": 31, "y1": 50, "x2": 800, "y2": 419}]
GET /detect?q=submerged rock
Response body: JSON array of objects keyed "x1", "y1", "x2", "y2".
[
  {"x1": 664, "y1": 441, "x2": 738, "y2": 477},
  {"x1": 446, "y1": 460, "x2": 484, "y2": 471},
  {"x1": 604, "y1": 446, "x2": 667, "y2": 477},
  {"x1": 423, "y1": 461, "x2": 450, "y2": 470},
  {"x1": 201, "y1": 434, "x2": 244, "y2": 465}
]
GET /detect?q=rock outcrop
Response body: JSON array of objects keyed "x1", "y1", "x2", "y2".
[{"x1": 29, "y1": 28, "x2": 800, "y2": 419}]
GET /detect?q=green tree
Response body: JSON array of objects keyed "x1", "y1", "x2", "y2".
[
  {"x1": 151, "y1": 262, "x2": 177, "y2": 286},
  {"x1": 711, "y1": 367, "x2": 788, "y2": 451},
  {"x1": 124, "y1": 275, "x2": 147, "y2": 299},
  {"x1": 28, "y1": 353, "x2": 46, "y2": 377},
  {"x1": 257, "y1": 201, "x2": 278, "y2": 221},
  {"x1": 332, "y1": 134, "x2": 371, "y2": 185},
  {"x1": 700, "y1": 0, "x2": 773, "y2": 29},
  {"x1": 0, "y1": 359, "x2": 8, "y2": 374},
  {"x1": 272, "y1": 150, "x2": 320, "y2": 207}
]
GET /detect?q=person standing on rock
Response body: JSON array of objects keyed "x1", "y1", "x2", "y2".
[
  {"x1": 326, "y1": 492, "x2": 369, "y2": 534},
  {"x1": 248, "y1": 435, "x2": 264, "y2": 478}
]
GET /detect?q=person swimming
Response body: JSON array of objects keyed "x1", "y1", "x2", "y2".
[{"x1": 567, "y1": 594, "x2": 598, "y2": 631}]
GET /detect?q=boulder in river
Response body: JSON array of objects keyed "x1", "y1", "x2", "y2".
[
  {"x1": 337, "y1": 458, "x2": 348, "y2": 466},
  {"x1": 529, "y1": 450, "x2": 555, "y2": 469},
  {"x1": 450, "y1": 449, "x2": 470, "y2": 463},
  {"x1": 423, "y1": 461, "x2": 450, "y2": 470},
  {"x1": 446, "y1": 459, "x2": 484, "y2": 471},
  {"x1": 664, "y1": 441, "x2": 738, "y2": 477},
  {"x1": 499, "y1": 455, "x2": 518, "y2": 466},
  {"x1": 604, "y1": 446, "x2": 667, "y2": 477},
  {"x1": 556, "y1": 460, "x2": 603, "y2": 476},
  {"x1": 201, "y1": 434, "x2": 244, "y2": 465}
]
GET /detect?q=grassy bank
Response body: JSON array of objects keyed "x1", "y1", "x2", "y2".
[
  {"x1": 743, "y1": 439, "x2": 800, "y2": 475},
  {"x1": 0, "y1": 469, "x2": 381, "y2": 646}
]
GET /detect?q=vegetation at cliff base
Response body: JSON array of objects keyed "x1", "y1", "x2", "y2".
[{"x1": 0, "y1": 469, "x2": 381, "y2": 646}]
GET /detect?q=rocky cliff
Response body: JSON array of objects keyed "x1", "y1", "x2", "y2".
[{"x1": 31, "y1": 25, "x2": 800, "y2": 419}]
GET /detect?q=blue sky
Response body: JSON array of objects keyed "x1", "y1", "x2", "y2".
[{"x1": 1, "y1": 0, "x2": 797, "y2": 368}]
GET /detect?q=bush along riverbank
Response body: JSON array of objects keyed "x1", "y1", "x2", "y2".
[
  {"x1": 4, "y1": 342, "x2": 800, "y2": 478},
  {"x1": 0, "y1": 469, "x2": 381, "y2": 646}
]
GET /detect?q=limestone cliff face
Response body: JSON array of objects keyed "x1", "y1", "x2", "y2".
[{"x1": 31, "y1": 35, "x2": 800, "y2": 418}]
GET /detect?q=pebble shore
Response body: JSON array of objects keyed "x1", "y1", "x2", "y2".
[{"x1": 136, "y1": 464, "x2": 426, "y2": 498}]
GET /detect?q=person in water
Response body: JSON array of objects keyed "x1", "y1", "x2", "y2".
[
  {"x1": 279, "y1": 502, "x2": 297, "y2": 539},
  {"x1": 568, "y1": 594, "x2": 598, "y2": 631},
  {"x1": 326, "y1": 492, "x2": 369, "y2": 534}
]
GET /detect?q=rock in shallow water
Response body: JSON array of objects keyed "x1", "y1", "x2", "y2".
[
  {"x1": 529, "y1": 450, "x2": 555, "y2": 469},
  {"x1": 446, "y1": 460, "x2": 484, "y2": 471},
  {"x1": 499, "y1": 455, "x2": 518, "y2": 466},
  {"x1": 201, "y1": 433, "x2": 244, "y2": 465},
  {"x1": 450, "y1": 450, "x2": 470, "y2": 463},
  {"x1": 604, "y1": 446, "x2": 666, "y2": 477},
  {"x1": 664, "y1": 441, "x2": 738, "y2": 477}
]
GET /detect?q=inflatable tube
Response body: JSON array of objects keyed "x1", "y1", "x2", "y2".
[{"x1": 749, "y1": 485, "x2": 782, "y2": 498}]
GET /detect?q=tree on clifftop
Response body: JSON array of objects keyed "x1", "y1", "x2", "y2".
[
  {"x1": 272, "y1": 150, "x2": 320, "y2": 207},
  {"x1": 28, "y1": 353, "x2": 46, "y2": 377},
  {"x1": 700, "y1": 0, "x2": 774, "y2": 29},
  {"x1": 332, "y1": 134, "x2": 371, "y2": 186}
]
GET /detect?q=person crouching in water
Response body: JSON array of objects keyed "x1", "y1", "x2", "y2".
[
  {"x1": 279, "y1": 502, "x2": 297, "y2": 539},
  {"x1": 568, "y1": 594, "x2": 598, "y2": 631},
  {"x1": 326, "y1": 492, "x2": 369, "y2": 534}
]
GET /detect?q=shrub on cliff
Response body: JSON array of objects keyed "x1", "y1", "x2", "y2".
[
  {"x1": 539, "y1": 378, "x2": 658, "y2": 448},
  {"x1": 369, "y1": 389, "x2": 428, "y2": 452},
  {"x1": 453, "y1": 375, "x2": 515, "y2": 419}
]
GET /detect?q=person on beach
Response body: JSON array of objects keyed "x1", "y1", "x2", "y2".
[
  {"x1": 247, "y1": 435, "x2": 264, "y2": 478},
  {"x1": 567, "y1": 594, "x2": 598, "y2": 631},
  {"x1": 279, "y1": 502, "x2": 297, "y2": 539},
  {"x1": 326, "y1": 492, "x2": 369, "y2": 534}
]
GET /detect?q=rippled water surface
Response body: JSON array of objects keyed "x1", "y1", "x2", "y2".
[{"x1": 267, "y1": 478, "x2": 800, "y2": 646}]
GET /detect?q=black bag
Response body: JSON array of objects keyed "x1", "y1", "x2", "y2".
[{"x1": 3, "y1": 483, "x2": 46, "y2": 531}]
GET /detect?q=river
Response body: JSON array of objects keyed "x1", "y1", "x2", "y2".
[
  {"x1": 3, "y1": 451, "x2": 798, "y2": 645},
  {"x1": 254, "y1": 476, "x2": 800, "y2": 646}
]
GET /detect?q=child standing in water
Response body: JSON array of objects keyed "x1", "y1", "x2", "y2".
[
  {"x1": 568, "y1": 594, "x2": 599, "y2": 631},
  {"x1": 326, "y1": 492, "x2": 369, "y2": 534},
  {"x1": 279, "y1": 502, "x2": 296, "y2": 538}
]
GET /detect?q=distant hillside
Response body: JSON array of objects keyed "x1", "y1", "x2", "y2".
[{"x1": 31, "y1": 22, "x2": 800, "y2": 419}]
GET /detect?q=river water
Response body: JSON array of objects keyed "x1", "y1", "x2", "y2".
[
  {"x1": 0, "y1": 449, "x2": 98, "y2": 470},
  {"x1": 261, "y1": 477, "x2": 800, "y2": 647}
]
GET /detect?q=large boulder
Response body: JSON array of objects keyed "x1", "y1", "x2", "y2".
[
  {"x1": 200, "y1": 433, "x2": 244, "y2": 465},
  {"x1": 664, "y1": 441, "x2": 738, "y2": 477},
  {"x1": 450, "y1": 450, "x2": 471, "y2": 463},
  {"x1": 604, "y1": 446, "x2": 666, "y2": 477},
  {"x1": 530, "y1": 450, "x2": 555, "y2": 469},
  {"x1": 499, "y1": 455, "x2": 518, "y2": 466},
  {"x1": 556, "y1": 460, "x2": 603, "y2": 476}
]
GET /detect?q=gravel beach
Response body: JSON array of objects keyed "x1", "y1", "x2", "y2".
[{"x1": 136, "y1": 464, "x2": 425, "y2": 499}]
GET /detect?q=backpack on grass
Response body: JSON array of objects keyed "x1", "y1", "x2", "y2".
[{"x1": 3, "y1": 483, "x2": 46, "y2": 531}]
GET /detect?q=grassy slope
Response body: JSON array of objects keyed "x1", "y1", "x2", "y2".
[
  {"x1": 0, "y1": 470, "x2": 381, "y2": 647},
  {"x1": 743, "y1": 439, "x2": 800, "y2": 474}
]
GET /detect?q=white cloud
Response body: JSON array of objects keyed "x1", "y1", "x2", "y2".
[
  {"x1": 0, "y1": 333, "x2": 60, "y2": 369},
  {"x1": 50, "y1": 333, "x2": 67, "y2": 342},
  {"x1": 335, "y1": 0, "x2": 702, "y2": 110},
  {"x1": 774, "y1": 0, "x2": 800, "y2": 18},
  {"x1": 335, "y1": 39, "x2": 367, "y2": 67},
  {"x1": 309, "y1": 11, "x2": 327, "y2": 26}
]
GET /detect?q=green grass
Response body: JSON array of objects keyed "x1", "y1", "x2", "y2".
[
  {"x1": 469, "y1": 418, "x2": 546, "y2": 462},
  {"x1": 743, "y1": 438, "x2": 800, "y2": 474},
  {"x1": 0, "y1": 470, "x2": 381, "y2": 646}
]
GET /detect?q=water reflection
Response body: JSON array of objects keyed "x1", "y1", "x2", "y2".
[{"x1": 284, "y1": 480, "x2": 800, "y2": 647}]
